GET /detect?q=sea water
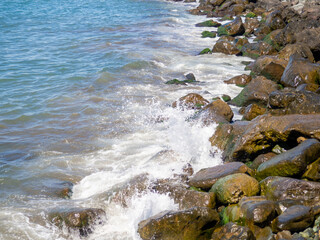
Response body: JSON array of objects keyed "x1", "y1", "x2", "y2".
[{"x1": 0, "y1": 0, "x2": 251, "y2": 239}]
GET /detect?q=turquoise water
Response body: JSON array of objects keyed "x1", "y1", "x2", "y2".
[{"x1": 0, "y1": 0, "x2": 250, "y2": 238}]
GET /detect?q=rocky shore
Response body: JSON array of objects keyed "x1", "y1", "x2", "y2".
[{"x1": 46, "y1": 0, "x2": 320, "y2": 239}]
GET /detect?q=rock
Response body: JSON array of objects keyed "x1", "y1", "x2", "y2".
[
  {"x1": 201, "y1": 31, "x2": 216, "y2": 38},
  {"x1": 196, "y1": 20, "x2": 221, "y2": 27},
  {"x1": 189, "y1": 162, "x2": 253, "y2": 190},
  {"x1": 151, "y1": 180, "x2": 216, "y2": 210},
  {"x1": 57, "y1": 187, "x2": 73, "y2": 199},
  {"x1": 271, "y1": 205, "x2": 314, "y2": 233},
  {"x1": 219, "y1": 114, "x2": 320, "y2": 161},
  {"x1": 239, "y1": 196, "x2": 277, "y2": 226},
  {"x1": 251, "y1": 152, "x2": 277, "y2": 170},
  {"x1": 251, "y1": 56, "x2": 288, "y2": 82},
  {"x1": 224, "y1": 74, "x2": 252, "y2": 87},
  {"x1": 280, "y1": 55, "x2": 320, "y2": 88},
  {"x1": 254, "y1": 226, "x2": 274, "y2": 240},
  {"x1": 260, "y1": 176, "x2": 320, "y2": 206},
  {"x1": 212, "y1": 36, "x2": 241, "y2": 55},
  {"x1": 263, "y1": 29, "x2": 283, "y2": 51},
  {"x1": 273, "y1": 230, "x2": 293, "y2": 240},
  {"x1": 172, "y1": 93, "x2": 209, "y2": 110},
  {"x1": 276, "y1": 199, "x2": 307, "y2": 215},
  {"x1": 302, "y1": 157, "x2": 320, "y2": 181},
  {"x1": 185, "y1": 73, "x2": 196, "y2": 81},
  {"x1": 265, "y1": 10, "x2": 286, "y2": 31},
  {"x1": 241, "y1": 42, "x2": 277, "y2": 59},
  {"x1": 278, "y1": 44, "x2": 315, "y2": 62},
  {"x1": 268, "y1": 89, "x2": 320, "y2": 115},
  {"x1": 210, "y1": 173, "x2": 260, "y2": 204},
  {"x1": 49, "y1": 208, "x2": 105, "y2": 236},
  {"x1": 222, "y1": 94, "x2": 231, "y2": 102},
  {"x1": 294, "y1": 27, "x2": 320, "y2": 61},
  {"x1": 199, "y1": 48, "x2": 212, "y2": 55},
  {"x1": 242, "y1": 104, "x2": 266, "y2": 121},
  {"x1": 256, "y1": 139, "x2": 320, "y2": 180},
  {"x1": 211, "y1": 222, "x2": 255, "y2": 240},
  {"x1": 229, "y1": 76, "x2": 280, "y2": 107},
  {"x1": 138, "y1": 207, "x2": 220, "y2": 240},
  {"x1": 254, "y1": 24, "x2": 272, "y2": 40},
  {"x1": 244, "y1": 17, "x2": 260, "y2": 35},
  {"x1": 296, "y1": 83, "x2": 319, "y2": 92},
  {"x1": 195, "y1": 99, "x2": 234, "y2": 125},
  {"x1": 218, "y1": 16, "x2": 245, "y2": 36}
]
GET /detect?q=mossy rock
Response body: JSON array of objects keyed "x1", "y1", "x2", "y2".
[
  {"x1": 199, "y1": 48, "x2": 212, "y2": 55},
  {"x1": 195, "y1": 20, "x2": 221, "y2": 27},
  {"x1": 201, "y1": 31, "x2": 216, "y2": 38},
  {"x1": 220, "y1": 16, "x2": 234, "y2": 21},
  {"x1": 245, "y1": 12, "x2": 257, "y2": 18},
  {"x1": 222, "y1": 94, "x2": 231, "y2": 102},
  {"x1": 217, "y1": 26, "x2": 228, "y2": 36},
  {"x1": 165, "y1": 78, "x2": 196, "y2": 85}
]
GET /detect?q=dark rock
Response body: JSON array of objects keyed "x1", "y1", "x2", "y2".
[
  {"x1": 49, "y1": 208, "x2": 105, "y2": 236},
  {"x1": 172, "y1": 93, "x2": 209, "y2": 110},
  {"x1": 271, "y1": 205, "x2": 314, "y2": 233},
  {"x1": 151, "y1": 180, "x2": 216, "y2": 210},
  {"x1": 241, "y1": 42, "x2": 276, "y2": 59},
  {"x1": 273, "y1": 230, "x2": 293, "y2": 240},
  {"x1": 268, "y1": 89, "x2": 320, "y2": 115},
  {"x1": 195, "y1": 99, "x2": 234, "y2": 125},
  {"x1": 186, "y1": 73, "x2": 196, "y2": 81},
  {"x1": 280, "y1": 55, "x2": 320, "y2": 88},
  {"x1": 138, "y1": 207, "x2": 220, "y2": 240},
  {"x1": 296, "y1": 83, "x2": 319, "y2": 92},
  {"x1": 196, "y1": 19, "x2": 221, "y2": 27},
  {"x1": 211, "y1": 222, "x2": 255, "y2": 240},
  {"x1": 189, "y1": 162, "x2": 253, "y2": 190},
  {"x1": 229, "y1": 76, "x2": 280, "y2": 107},
  {"x1": 256, "y1": 139, "x2": 320, "y2": 180},
  {"x1": 242, "y1": 104, "x2": 266, "y2": 121},
  {"x1": 210, "y1": 173, "x2": 260, "y2": 204},
  {"x1": 276, "y1": 199, "x2": 307, "y2": 215},
  {"x1": 251, "y1": 152, "x2": 277, "y2": 170},
  {"x1": 302, "y1": 157, "x2": 320, "y2": 181},
  {"x1": 260, "y1": 176, "x2": 320, "y2": 206},
  {"x1": 278, "y1": 44, "x2": 315, "y2": 62},
  {"x1": 224, "y1": 74, "x2": 252, "y2": 87},
  {"x1": 222, "y1": 94, "x2": 231, "y2": 102},
  {"x1": 212, "y1": 36, "x2": 241, "y2": 55}
]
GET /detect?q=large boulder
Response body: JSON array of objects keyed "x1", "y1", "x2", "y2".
[
  {"x1": 49, "y1": 208, "x2": 105, "y2": 236},
  {"x1": 229, "y1": 76, "x2": 280, "y2": 107},
  {"x1": 268, "y1": 89, "x2": 320, "y2": 115},
  {"x1": 278, "y1": 43, "x2": 314, "y2": 62},
  {"x1": 271, "y1": 205, "x2": 314, "y2": 233},
  {"x1": 210, "y1": 173, "x2": 260, "y2": 204},
  {"x1": 218, "y1": 16, "x2": 245, "y2": 36},
  {"x1": 260, "y1": 176, "x2": 320, "y2": 206},
  {"x1": 172, "y1": 93, "x2": 209, "y2": 110},
  {"x1": 256, "y1": 139, "x2": 320, "y2": 180},
  {"x1": 151, "y1": 180, "x2": 216, "y2": 210},
  {"x1": 138, "y1": 207, "x2": 220, "y2": 240},
  {"x1": 224, "y1": 74, "x2": 252, "y2": 87},
  {"x1": 212, "y1": 36, "x2": 241, "y2": 55},
  {"x1": 280, "y1": 55, "x2": 320, "y2": 88},
  {"x1": 211, "y1": 222, "x2": 255, "y2": 240},
  {"x1": 189, "y1": 162, "x2": 252, "y2": 190},
  {"x1": 210, "y1": 114, "x2": 320, "y2": 162},
  {"x1": 195, "y1": 99, "x2": 234, "y2": 125}
]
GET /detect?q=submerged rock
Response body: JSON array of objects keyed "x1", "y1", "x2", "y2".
[
  {"x1": 189, "y1": 162, "x2": 252, "y2": 190},
  {"x1": 138, "y1": 207, "x2": 220, "y2": 240}
]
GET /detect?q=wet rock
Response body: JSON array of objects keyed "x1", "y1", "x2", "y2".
[
  {"x1": 218, "y1": 16, "x2": 245, "y2": 37},
  {"x1": 138, "y1": 207, "x2": 220, "y2": 240},
  {"x1": 251, "y1": 152, "x2": 277, "y2": 170},
  {"x1": 57, "y1": 187, "x2": 73, "y2": 199},
  {"x1": 229, "y1": 76, "x2": 280, "y2": 107},
  {"x1": 260, "y1": 176, "x2": 320, "y2": 206},
  {"x1": 278, "y1": 44, "x2": 314, "y2": 62},
  {"x1": 265, "y1": 10, "x2": 286, "y2": 31},
  {"x1": 273, "y1": 230, "x2": 293, "y2": 240},
  {"x1": 212, "y1": 36, "x2": 241, "y2": 55},
  {"x1": 201, "y1": 31, "x2": 216, "y2": 38},
  {"x1": 199, "y1": 48, "x2": 212, "y2": 55},
  {"x1": 221, "y1": 114, "x2": 320, "y2": 161},
  {"x1": 49, "y1": 208, "x2": 105, "y2": 236},
  {"x1": 195, "y1": 19, "x2": 221, "y2": 27},
  {"x1": 172, "y1": 93, "x2": 209, "y2": 110},
  {"x1": 242, "y1": 104, "x2": 266, "y2": 121},
  {"x1": 185, "y1": 73, "x2": 196, "y2": 81},
  {"x1": 251, "y1": 56, "x2": 288, "y2": 82},
  {"x1": 296, "y1": 83, "x2": 319, "y2": 92},
  {"x1": 256, "y1": 139, "x2": 320, "y2": 180},
  {"x1": 244, "y1": 17, "x2": 260, "y2": 35},
  {"x1": 224, "y1": 74, "x2": 252, "y2": 87},
  {"x1": 263, "y1": 29, "x2": 283, "y2": 51},
  {"x1": 254, "y1": 24, "x2": 272, "y2": 40},
  {"x1": 239, "y1": 196, "x2": 277, "y2": 226},
  {"x1": 254, "y1": 226, "x2": 274, "y2": 240},
  {"x1": 222, "y1": 94, "x2": 231, "y2": 102},
  {"x1": 302, "y1": 157, "x2": 320, "y2": 181},
  {"x1": 195, "y1": 99, "x2": 234, "y2": 125},
  {"x1": 271, "y1": 205, "x2": 314, "y2": 233},
  {"x1": 211, "y1": 222, "x2": 255, "y2": 240},
  {"x1": 210, "y1": 173, "x2": 260, "y2": 204},
  {"x1": 151, "y1": 180, "x2": 216, "y2": 210},
  {"x1": 189, "y1": 162, "x2": 252, "y2": 190},
  {"x1": 280, "y1": 55, "x2": 320, "y2": 88},
  {"x1": 241, "y1": 42, "x2": 277, "y2": 59},
  {"x1": 268, "y1": 89, "x2": 320, "y2": 115}
]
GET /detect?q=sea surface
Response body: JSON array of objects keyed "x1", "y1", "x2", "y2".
[{"x1": 0, "y1": 0, "x2": 251, "y2": 239}]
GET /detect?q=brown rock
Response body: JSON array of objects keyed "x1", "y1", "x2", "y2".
[
  {"x1": 278, "y1": 43, "x2": 315, "y2": 62},
  {"x1": 224, "y1": 74, "x2": 252, "y2": 86},
  {"x1": 302, "y1": 157, "x2": 320, "y2": 181},
  {"x1": 265, "y1": 10, "x2": 286, "y2": 31},
  {"x1": 211, "y1": 222, "x2": 255, "y2": 240},
  {"x1": 251, "y1": 152, "x2": 277, "y2": 170},
  {"x1": 172, "y1": 93, "x2": 209, "y2": 110},
  {"x1": 189, "y1": 162, "x2": 252, "y2": 190},
  {"x1": 223, "y1": 16, "x2": 245, "y2": 36},
  {"x1": 212, "y1": 36, "x2": 241, "y2": 55},
  {"x1": 138, "y1": 207, "x2": 220, "y2": 240},
  {"x1": 244, "y1": 17, "x2": 260, "y2": 35},
  {"x1": 242, "y1": 104, "x2": 266, "y2": 121}
]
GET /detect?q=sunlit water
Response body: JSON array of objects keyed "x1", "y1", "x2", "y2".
[{"x1": 0, "y1": 0, "x2": 251, "y2": 239}]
